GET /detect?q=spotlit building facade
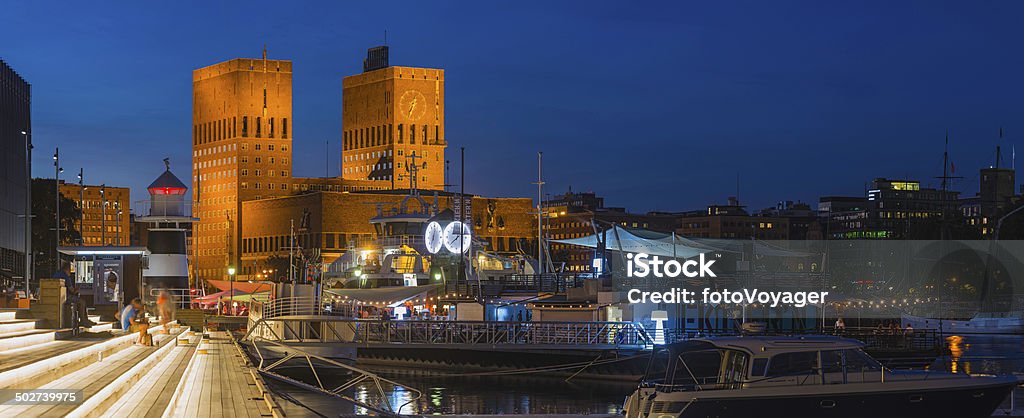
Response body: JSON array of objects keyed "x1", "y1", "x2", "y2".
[
  {"x1": 0, "y1": 59, "x2": 30, "y2": 281},
  {"x1": 342, "y1": 46, "x2": 446, "y2": 190},
  {"x1": 192, "y1": 47, "x2": 452, "y2": 280},
  {"x1": 58, "y1": 182, "x2": 131, "y2": 246}
]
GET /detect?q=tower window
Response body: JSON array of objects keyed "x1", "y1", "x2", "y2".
[
  {"x1": 283, "y1": 118, "x2": 288, "y2": 139},
  {"x1": 242, "y1": 116, "x2": 248, "y2": 137},
  {"x1": 256, "y1": 117, "x2": 262, "y2": 138},
  {"x1": 269, "y1": 118, "x2": 275, "y2": 138}
]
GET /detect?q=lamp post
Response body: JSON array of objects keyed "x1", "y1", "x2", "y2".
[
  {"x1": 116, "y1": 207, "x2": 123, "y2": 245},
  {"x1": 228, "y1": 266, "x2": 236, "y2": 315},
  {"x1": 100, "y1": 185, "x2": 106, "y2": 245},
  {"x1": 994, "y1": 204, "x2": 1024, "y2": 240},
  {"x1": 21, "y1": 131, "x2": 32, "y2": 297},
  {"x1": 53, "y1": 147, "x2": 62, "y2": 272},
  {"x1": 77, "y1": 169, "x2": 84, "y2": 245}
]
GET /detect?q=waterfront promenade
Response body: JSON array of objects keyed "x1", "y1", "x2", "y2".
[{"x1": 0, "y1": 308, "x2": 282, "y2": 418}]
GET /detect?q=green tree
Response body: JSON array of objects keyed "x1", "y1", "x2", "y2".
[{"x1": 31, "y1": 179, "x2": 81, "y2": 279}]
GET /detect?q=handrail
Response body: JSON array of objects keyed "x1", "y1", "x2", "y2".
[
  {"x1": 243, "y1": 317, "x2": 654, "y2": 348},
  {"x1": 149, "y1": 287, "x2": 199, "y2": 310},
  {"x1": 247, "y1": 336, "x2": 422, "y2": 417}
]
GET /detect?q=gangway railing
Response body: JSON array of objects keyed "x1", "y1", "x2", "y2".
[
  {"x1": 243, "y1": 317, "x2": 654, "y2": 349},
  {"x1": 148, "y1": 287, "x2": 200, "y2": 310},
  {"x1": 247, "y1": 337, "x2": 422, "y2": 417}
]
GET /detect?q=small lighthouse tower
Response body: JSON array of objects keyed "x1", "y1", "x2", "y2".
[{"x1": 137, "y1": 159, "x2": 195, "y2": 293}]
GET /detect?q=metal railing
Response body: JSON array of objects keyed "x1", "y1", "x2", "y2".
[
  {"x1": 133, "y1": 200, "x2": 195, "y2": 218},
  {"x1": 479, "y1": 273, "x2": 587, "y2": 294},
  {"x1": 243, "y1": 317, "x2": 654, "y2": 349},
  {"x1": 249, "y1": 295, "x2": 323, "y2": 319},
  {"x1": 149, "y1": 288, "x2": 200, "y2": 310},
  {"x1": 248, "y1": 336, "x2": 422, "y2": 417}
]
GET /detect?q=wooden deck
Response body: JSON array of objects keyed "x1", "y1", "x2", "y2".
[
  {"x1": 166, "y1": 332, "x2": 276, "y2": 418},
  {"x1": 0, "y1": 339, "x2": 101, "y2": 374},
  {"x1": 0, "y1": 327, "x2": 183, "y2": 417},
  {"x1": 100, "y1": 334, "x2": 200, "y2": 418}
]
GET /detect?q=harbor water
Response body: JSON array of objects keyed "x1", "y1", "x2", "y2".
[{"x1": 266, "y1": 334, "x2": 1024, "y2": 417}]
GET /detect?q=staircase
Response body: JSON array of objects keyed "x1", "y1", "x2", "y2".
[
  {"x1": 0, "y1": 309, "x2": 281, "y2": 418},
  {"x1": 0, "y1": 316, "x2": 190, "y2": 418}
]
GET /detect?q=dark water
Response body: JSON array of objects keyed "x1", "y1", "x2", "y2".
[
  {"x1": 266, "y1": 335, "x2": 1024, "y2": 417},
  {"x1": 932, "y1": 334, "x2": 1024, "y2": 376},
  {"x1": 266, "y1": 368, "x2": 634, "y2": 416}
]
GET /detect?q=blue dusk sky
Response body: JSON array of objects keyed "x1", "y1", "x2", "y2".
[{"x1": 2, "y1": 1, "x2": 1022, "y2": 212}]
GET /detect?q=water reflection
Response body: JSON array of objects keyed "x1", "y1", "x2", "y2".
[
  {"x1": 266, "y1": 368, "x2": 635, "y2": 416},
  {"x1": 932, "y1": 334, "x2": 1024, "y2": 376}
]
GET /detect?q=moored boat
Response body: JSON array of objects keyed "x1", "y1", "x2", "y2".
[
  {"x1": 622, "y1": 335, "x2": 1016, "y2": 418},
  {"x1": 902, "y1": 312, "x2": 1024, "y2": 335}
]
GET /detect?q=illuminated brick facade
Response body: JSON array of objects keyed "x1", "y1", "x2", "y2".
[
  {"x1": 58, "y1": 182, "x2": 131, "y2": 246},
  {"x1": 239, "y1": 191, "x2": 535, "y2": 280},
  {"x1": 192, "y1": 56, "x2": 294, "y2": 280},
  {"x1": 342, "y1": 50, "x2": 446, "y2": 191}
]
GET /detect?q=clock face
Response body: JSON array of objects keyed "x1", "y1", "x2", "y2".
[
  {"x1": 424, "y1": 221, "x2": 443, "y2": 254},
  {"x1": 399, "y1": 90, "x2": 427, "y2": 122},
  {"x1": 442, "y1": 221, "x2": 472, "y2": 254}
]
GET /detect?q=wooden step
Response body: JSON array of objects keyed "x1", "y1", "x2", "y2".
[
  {"x1": 0, "y1": 326, "x2": 188, "y2": 417},
  {"x1": 85, "y1": 321, "x2": 115, "y2": 333},
  {"x1": 0, "y1": 319, "x2": 38, "y2": 334},
  {"x1": 0, "y1": 321, "x2": 179, "y2": 391},
  {"x1": 91, "y1": 334, "x2": 201, "y2": 418},
  {"x1": 62, "y1": 327, "x2": 190, "y2": 418},
  {"x1": 0, "y1": 329, "x2": 56, "y2": 353}
]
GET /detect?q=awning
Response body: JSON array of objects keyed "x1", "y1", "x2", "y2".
[
  {"x1": 552, "y1": 225, "x2": 816, "y2": 258},
  {"x1": 551, "y1": 226, "x2": 707, "y2": 258},
  {"x1": 194, "y1": 288, "x2": 249, "y2": 304},
  {"x1": 58, "y1": 246, "x2": 150, "y2": 256},
  {"x1": 324, "y1": 285, "x2": 439, "y2": 305},
  {"x1": 205, "y1": 280, "x2": 275, "y2": 294}
]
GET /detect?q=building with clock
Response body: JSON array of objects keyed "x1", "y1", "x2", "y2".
[
  {"x1": 191, "y1": 46, "x2": 449, "y2": 281},
  {"x1": 341, "y1": 46, "x2": 447, "y2": 190}
]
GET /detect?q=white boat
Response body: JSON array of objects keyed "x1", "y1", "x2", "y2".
[
  {"x1": 622, "y1": 336, "x2": 1016, "y2": 418},
  {"x1": 901, "y1": 312, "x2": 1024, "y2": 335}
]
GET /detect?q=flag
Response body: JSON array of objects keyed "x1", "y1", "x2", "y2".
[{"x1": 950, "y1": 160, "x2": 955, "y2": 174}]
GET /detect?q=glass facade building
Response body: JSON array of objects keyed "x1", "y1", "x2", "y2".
[{"x1": 0, "y1": 59, "x2": 30, "y2": 282}]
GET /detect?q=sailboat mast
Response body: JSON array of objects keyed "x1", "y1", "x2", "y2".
[{"x1": 536, "y1": 152, "x2": 544, "y2": 275}]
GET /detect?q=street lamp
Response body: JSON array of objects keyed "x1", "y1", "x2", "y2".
[
  {"x1": 20, "y1": 131, "x2": 32, "y2": 297},
  {"x1": 77, "y1": 169, "x2": 84, "y2": 245},
  {"x1": 100, "y1": 185, "x2": 106, "y2": 245},
  {"x1": 54, "y1": 148, "x2": 62, "y2": 272},
  {"x1": 228, "y1": 267, "x2": 236, "y2": 315}
]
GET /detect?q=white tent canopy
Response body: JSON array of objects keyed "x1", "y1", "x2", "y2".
[
  {"x1": 551, "y1": 225, "x2": 815, "y2": 258},
  {"x1": 551, "y1": 226, "x2": 707, "y2": 258}
]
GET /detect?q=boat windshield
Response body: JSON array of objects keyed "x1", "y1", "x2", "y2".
[{"x1": 646, "y1": 347, "x2": 749, "y2": 391}]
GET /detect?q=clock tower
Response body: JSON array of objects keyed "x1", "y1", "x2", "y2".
[{"x1": 341, "y1": 46, "x2": 446, "y2": 191}]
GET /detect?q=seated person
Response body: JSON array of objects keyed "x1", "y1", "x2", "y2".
[
  {"x1": 56, "y1": 263, "x2": 95, "y2": 327},
  {"x1": 121, "y1": 298, "x2": 140, "y2": 331}
]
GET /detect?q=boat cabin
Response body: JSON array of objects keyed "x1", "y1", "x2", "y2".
[{"x1": 643, "y1": 336, "x2": 884, "y2": 391}]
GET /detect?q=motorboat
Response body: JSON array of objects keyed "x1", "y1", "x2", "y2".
[
  {"x1": 622, "y1": 335, "x2": 1016, "y2": 418},
  {"x1": 902, "y1": 312, "x2": 1024, "y2": 335}
]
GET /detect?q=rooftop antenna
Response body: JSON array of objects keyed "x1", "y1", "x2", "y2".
[
  {"x1": 735, "y1": 172, "x2": 740, "y2": 206},
  {"x1": 406, "y1": 150, "x2": 421, "y2": 196},
  {"x1": 384, "y1": 30, "x2": 388, "y2": 46},
  {"x1": 163, "y1": 157, "x2": 170, "y2": 171},
  {"x1": 996, "y1": 127, "x2": 1004, "y2": 169}
]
